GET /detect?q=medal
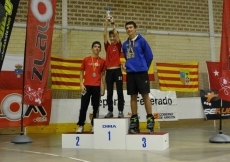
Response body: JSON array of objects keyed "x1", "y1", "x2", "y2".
[
  {"x1": 91, "y1": 56, "x2": 99, "y2": 77},
  {"x1": 127, "y1": 51, "x2": 134, "y2": 59}
]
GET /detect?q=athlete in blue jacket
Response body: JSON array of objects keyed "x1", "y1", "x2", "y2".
[{"x1": 122, "y1": 21, "x2": 155, "y2": 133}]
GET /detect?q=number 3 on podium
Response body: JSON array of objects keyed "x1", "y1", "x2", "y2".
[{"x1": 142, "y1": 137, "x2": 146, "y2": 148}]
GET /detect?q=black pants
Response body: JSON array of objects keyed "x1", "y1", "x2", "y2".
[
  {"x1": 77, "y1": 86, "x2": 100, "y2": 126},
  {"x1": 106, "y1": 68, "x2": 124, "y2": 112}
]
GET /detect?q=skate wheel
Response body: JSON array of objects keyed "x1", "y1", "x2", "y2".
[{"x1": 129, "y1": 129, "x2": 138, "y2": 134}]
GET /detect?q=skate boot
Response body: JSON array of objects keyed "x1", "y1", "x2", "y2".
[
  {"x1": 128, "y1": 116, "x2": 140, "y2": 134},
  {"x1": 146, "y1": 115, "x2": 155, "y2": 134}
]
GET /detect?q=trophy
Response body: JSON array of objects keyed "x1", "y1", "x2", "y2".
[{"x1": 105, "y1": 6, "x2": 111, "y2": 21}]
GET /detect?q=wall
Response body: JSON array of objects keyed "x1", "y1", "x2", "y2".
[{"x1": 4, "y1": 0, "x2": 224, "y2": 99}]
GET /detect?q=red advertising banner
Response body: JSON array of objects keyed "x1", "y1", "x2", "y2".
[
  {"x1": 0, "y1": 71, "x2": 23, "y2": 90},
  {"x1": 0, "y1": 89, "x2": 52, "y2": 127},
  {"x1": 23, "y1": 0, "x2": 56, "y2": 105},
  {"x1": 219, "y1": 0, "x2": 230, "y2": 101}
]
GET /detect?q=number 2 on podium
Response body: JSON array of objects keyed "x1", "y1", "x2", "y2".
[{"x1": 76, "y1": 136, "x2": 80, "y2": 146}]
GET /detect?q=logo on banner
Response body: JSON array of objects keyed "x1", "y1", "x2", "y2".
[
  {"x1": 0, "y1": 93, "x2": 47, "y2": 121},
  {"x1": 154, "y1": 113, "x2": 176, "y2": 119},
  {"x1": 219, "y1": 77, "x2": 230, "y2": 95},
  {"x1": 24, "y1": 85, "x2": 44, "y2": 105},
  {"x1": 31, "y1": 0, "x2": 53, "y2": 22},
  {"x1": 204, "y1": 108, "x2": 230, "y2": 115},
  {"x1": 203, "y1": 92, "x2": 218, "y2": 106},
  {"x1": 14, "y1": 64, "x2": 23, "y2": 78},
  {"x1": 180, "y1": 70, "x2": 190, "y2": 85}
]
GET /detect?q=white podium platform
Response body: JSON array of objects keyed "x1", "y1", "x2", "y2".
[
  {"x1": 94, "y1": 118, "x2": 129, "y2": 150},
  {"x1": 62, "y1": 133, "x2": 94, "y2": 149},
  {"x1": 126, "y1": 132, "x2": 169, "y2": 151},
  {"x1": 61, "y1": 118, "x2": 169, "y2": 151}
]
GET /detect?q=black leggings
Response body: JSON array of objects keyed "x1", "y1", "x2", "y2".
[{"x1": 106, "y1": 68, "x2": 124, "y2": 112}]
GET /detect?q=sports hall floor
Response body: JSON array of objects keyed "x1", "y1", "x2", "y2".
[{"x1": 1, "y1": 122, "x2": 230, "y2": 162}]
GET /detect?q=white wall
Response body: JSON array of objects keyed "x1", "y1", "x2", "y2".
[
  {"x1": 177, "y1": 97, "x2": 204, "y2": 119},
  {"x1": 50, "y1": 97, "x2": 204, "y2": 124}
]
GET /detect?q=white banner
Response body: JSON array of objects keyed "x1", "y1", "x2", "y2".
[
  {"x1": 2, "y1": 54, "x2": 24, "y2": 71},
  {"x1": 85, "y1": 89, "x2": 178, "y2": 123}
]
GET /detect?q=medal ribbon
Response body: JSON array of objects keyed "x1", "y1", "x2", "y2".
[
  {"x1": 128, "y1": 40, "x2": 134, "y2": 53},
  {"x1": 91, "y1": 56, "x2": 99, "y2": 72}
]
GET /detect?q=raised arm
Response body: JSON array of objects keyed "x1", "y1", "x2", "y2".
[
  {"x1": 103, "y1": 19, "x2": 109, "y2": 44},
  {"x1": 111, "y1": 17, "x2": 120, "y2": 43}
]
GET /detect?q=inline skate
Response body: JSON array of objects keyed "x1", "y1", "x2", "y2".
[
  {"x1": 128, "y1": 116, "x2": 140, "y2": 134},
  {"x1": 146, "y1": 115, "x2": 155, "y2": 133}
]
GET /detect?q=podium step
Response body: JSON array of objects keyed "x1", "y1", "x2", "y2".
[
  {"x1": 62, "y1": 132, "x2": 94, "y2": 148},
  {"x1": 126, "y1": 132, "x2": 169, "y2": 151}
]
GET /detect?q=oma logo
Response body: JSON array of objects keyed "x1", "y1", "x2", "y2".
[{"x1": 102, "y1": 125, "x2": 117, "y2": 128}]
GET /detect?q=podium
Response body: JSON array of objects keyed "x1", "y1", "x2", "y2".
[{"x1": 62, "y1": 118, "x2": 169, "y2": 151}]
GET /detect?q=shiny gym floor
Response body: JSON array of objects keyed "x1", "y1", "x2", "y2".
[{"x1": 1, "y1": 124, "x2": 230, "y2": 162}]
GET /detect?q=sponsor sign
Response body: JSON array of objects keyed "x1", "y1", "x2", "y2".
[
  {"x1": 88, "y1": 89, "x2": 178, "y2": 122},
  {"x1": 0, "y1": 89, "x2": 52, "y2": 127},
  {"x1": 200, "y1": 90, "x2": 230, "y2": 120}
]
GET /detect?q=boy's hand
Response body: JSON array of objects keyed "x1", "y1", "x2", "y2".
[{"x1": 100, "y1": 86, "x2": 105, "y2": 96}]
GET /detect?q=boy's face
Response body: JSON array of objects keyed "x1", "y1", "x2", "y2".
[
  {"x1": 109, "y1": 34, "x2": 117, "y2": 44},
  {"x1": 125, "y1": 24, "x2": 136, "y2": 37},
  {"x1": 92, "y1": 44, "x2": 101, "y2": 54}
]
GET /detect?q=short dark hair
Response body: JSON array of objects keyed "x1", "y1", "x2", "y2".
[
  {"x1": 91, "y1": 41, "x2": 101, "y2": 48},
  {"x1": 109, "y1": 30, "x2": 119, "y2": 36},
  {"x1": 125, "y1": 21, "x2": 137, "y2": 28}
]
